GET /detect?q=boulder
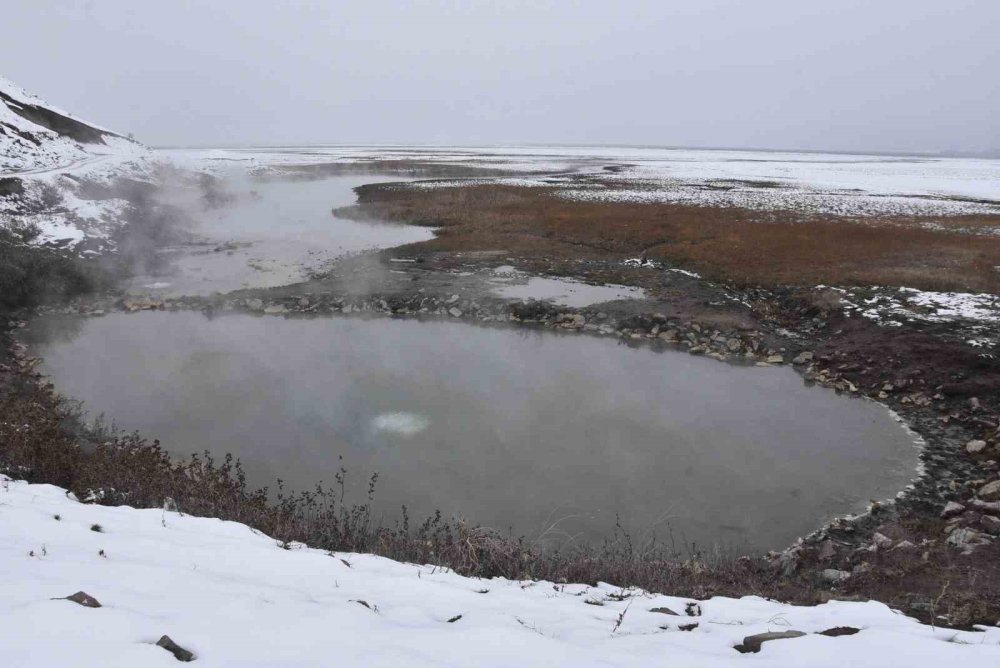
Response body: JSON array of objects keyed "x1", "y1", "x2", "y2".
[
  {"x1": 981, "y1": 514, "x2": 1000, "y2": 535},
  {"x1": 872, "y1": 532, "x2": 893, "y2": 550},
  {"x1": 821, "y1": 568, "x2": 850, "y2": 584},
  {"x1": 940, "y1": 501, "x2": 965, "y2": 518},
  {"x1": 765, "y1": 355, "x2": 784, "y2": 364},
  {"x1": 946, "y1": 527, "x2": 993, "y2": 553},
  {"x1": 792, "y1": 351, "x2": 813, "y2": 365},
  {"x1": 978, "y1": 480, "x2": 1000, "y2": 501},
  {"x1": 448, "y1": 307, "x2": 462, "y2": 318}
]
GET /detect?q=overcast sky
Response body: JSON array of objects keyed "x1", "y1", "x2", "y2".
[{"x1": 2, "y1": 0, "x2": 998, "y2": 153}]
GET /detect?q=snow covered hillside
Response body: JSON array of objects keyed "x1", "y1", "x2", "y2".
[
  {"x1": 2, "y1": 476, "x2": 997, "y2": 667},
  {"x1": 0, "y1": 75, "x2": 142, "y2": 175},
  {"x1": 0, "y1": 75, "x2": 152, "y2": 248}
]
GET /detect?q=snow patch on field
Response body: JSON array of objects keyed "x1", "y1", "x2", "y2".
[
  {"x1": 1, "y1": 477, "x2": 998, "y2": 667},
  {"x1": 833, "y1": 286, "x2": 1000, "y2": 352}
]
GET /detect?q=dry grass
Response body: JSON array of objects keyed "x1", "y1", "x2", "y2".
[{"x1": 345, "y1": 184, "x2": 1000, "y2": 293}]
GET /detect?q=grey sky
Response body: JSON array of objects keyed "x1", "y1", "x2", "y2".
[{"x1": 3, "y1": 0, "x2": 998, "y2": 153}]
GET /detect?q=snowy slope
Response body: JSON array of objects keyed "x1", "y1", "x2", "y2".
[
  {"x1": 0, "y1": 75, "x2": 153, "y2": 248},
  {"x1": 0, "y1": 75, "x2": 144, "y2": 175},
  {"x1": 2, "y1": 476, "x2": 998, "y2": 667}
]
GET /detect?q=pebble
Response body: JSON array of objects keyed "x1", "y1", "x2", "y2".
[{"x1": 966, "y1": 440, "x2": 987, "y2": 454}]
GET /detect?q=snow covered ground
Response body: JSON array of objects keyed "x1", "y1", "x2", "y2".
[
  {"x1": 163, "y1": 145, "x2": 1000, "y2": 217},
  {"x1": 1, "y1": 76, "x2": 153, "y2": 249},
  {"x1": 0, "y1": 75, "x2": 145, "y2": 176},
  {"x1": 829, "y1": 286, "x2": 1000, "y2": 352},
  {"x1": 2, "y1": 476, "x2": 998, "y2": 667}
]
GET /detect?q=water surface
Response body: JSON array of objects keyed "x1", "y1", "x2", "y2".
[
  {"x1": 24, "y1": 312, "x2": 919, "y2": 550},
  {"x1": 128, "y1": 175, "x2": 434, "y2": 296}
]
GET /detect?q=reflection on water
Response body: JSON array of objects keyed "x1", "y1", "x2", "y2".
[{"x1": 23, "y1": 312, "x2": 919, "y2": 550}]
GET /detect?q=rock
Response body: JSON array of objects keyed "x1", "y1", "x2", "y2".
[
  {"x1": 298, "y1": 297, "x2": 311, "y2": 308},
  {"x1": 872, "y1": 532, "x2": 893, "y2": 550},
  {"x1": 766, "y1": 355, "x2": 784, "y2": 364},
  {"x1": 817, "y1": 540, "x2": 837, "y2": 561},
  {"x1": 447, "y1": 294, "x2": 460, "y2": 304},
  {"x1": 978, "y1": 479, "x2": 1000, "y2": 501},
  {"x1": 792, "y1": 351, "x2": 813, "y2": 365},
  {"x1": 726, "y1": 338, "x2": 742, "y2": 352},
  {"x1": 122, "y1": 297, "x2": 163, "y2": 312},
  {"x1": 734, "y1": 631, "x2": 807, "y2": 654},
  {"x1": 658, "y1": 329, "x2": 678, "y2": 342},
  {"x1": 981, "y1": 514, "x2": 1000, "y2": 535},
  {"x1": 448, "y1": 307, "x2": 462, "y2": 318},
  {"x1": 946, "y1": 527, "x2": 993, "y2": 553},
  {"x1": 970, "y1": 499, "x2": 1000, "y2": 515},
  {"x1": 941, "y1": 501, "x2": 965, "y2": 518},
  {"x1": 821, "y1": 568, "x2": 850, "y2": 584},
  {"x1": 969, "y1": 397, "x2": 981, "y2": 411},
  {"x1": 649, "y1": 607, "x2": 679, "y2": 615},
  {"x1": 263, "y1": 304, "x2": 288, "y2": 314},
  {"x1": 818, "y1": 626, "x2": 860, "y2": 637},
  {"x1": 894, "y1": 540, "x2": 917, "y2": 551},
  {"x1": 156, "y1": 635, "x2": 195, "y2": 662},
  {"x1": 64, "y1": 591, "x2": 101, "y2": 608},
  {"x1": 967, "y1": 440, "x2": 988, "y2": 454},
  {"x1": 558, "y1": 313, "x2": 586, "y2": 328},
  {"x1": 245, "y1": 298, "x2": 264, "y2": 311}
]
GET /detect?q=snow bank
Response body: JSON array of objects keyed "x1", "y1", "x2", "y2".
[{"x1": 2, "y1": 476, "x2": 997, "y2": 667}]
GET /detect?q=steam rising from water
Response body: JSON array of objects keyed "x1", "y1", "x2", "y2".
[{"x1": 371, "y1": 412, "x2": 430, "y2": 437}]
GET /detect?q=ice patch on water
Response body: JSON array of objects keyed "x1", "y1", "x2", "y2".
[{"x1": 371, "y1": 412, "x2": 430, "y2": 437}]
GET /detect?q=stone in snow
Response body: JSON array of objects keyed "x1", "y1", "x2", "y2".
[
  {"x1": 64, "y1": 591, "x2": 101, "y2": 608},
  {"x1": 157, "y1": 635, "x2": 195, "y2": 662},
  {"x1": 649, "y1": 607, "x2": 679, "y2": 615},
  {"x1": 735, "y1": 631, "x2": 807, "y2": 654}
]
